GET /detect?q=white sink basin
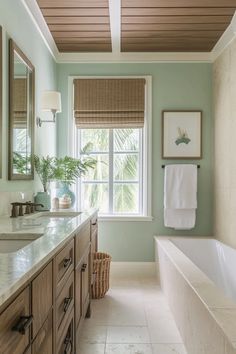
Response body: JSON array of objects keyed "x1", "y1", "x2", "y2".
[
  {"x1": 26, "y1": 211, "x2": 82, "y2": 219},
  {"x1": 0, "y1": 232, "x2": 44, "y2": 240},
  {"x1": 0, "y1": 233, "x2": 44, "y2": 253},
  {"x1": 0, "y1": 239, "x2": 33, "y2": 253}
]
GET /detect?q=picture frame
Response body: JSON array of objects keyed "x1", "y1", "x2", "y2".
[{"x1": 162, "y1": 110, "x2": 202, "y2": 159}]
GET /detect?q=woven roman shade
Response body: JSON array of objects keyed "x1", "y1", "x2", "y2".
[
  {"x1": 13, "y1": 78, "x2": 27, "y2": 128},
  {"x1": 74, "y1": 78, "x2": 146, "y2": 128}
]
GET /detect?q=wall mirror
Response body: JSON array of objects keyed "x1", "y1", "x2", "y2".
[
  {"x1": 0, "y1": 27, "x2": 2, "y2": 178},
  {"x1": 8, "y1": 39, "x2": 34, "y2": 180}
]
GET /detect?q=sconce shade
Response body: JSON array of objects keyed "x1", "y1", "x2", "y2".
[{"x1": 42, "y1": 91, "x2": 61, "y2": 113}]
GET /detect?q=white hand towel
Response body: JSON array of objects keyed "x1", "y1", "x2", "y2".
[{"x1": 164, "y1": 164, "x2": 197, "y2": 230}]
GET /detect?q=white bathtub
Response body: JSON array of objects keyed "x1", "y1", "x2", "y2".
[
  {"x1": 172, "y1": 238, "x2": 236, "y2": 303},
  {"x1": 155, "y1": 236, "x2": 236, "y2": 354}
]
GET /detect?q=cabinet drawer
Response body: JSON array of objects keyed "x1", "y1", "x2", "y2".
[
  {"x1": 75, "y1": 221, "x2": 90, "y2": 265},
  {"x1": 55, "y1": 271, "x2": 74, "y2": 341},
  {"x1": 32, "y1": 311, "x2": 52, "y2": 354},
  {"x1": 0, "y1": 287, "x2": 31, "y2": 354},
  {"x1": 54, "y1": 239, "x2": 74, "y2": 296},
  {"x1": 32, "y1": 262, "x2": 53, "y2": 338},
  {"x1": 57, "y1": 311, "x2": 74, "y2": 354}
]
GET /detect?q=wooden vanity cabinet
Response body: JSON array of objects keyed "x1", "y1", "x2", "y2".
[
  {"x1": 31, "y1": 262, "x2": 53, "y2": 354},
  {"x1": 54, "y1": 239, "x2": 75, "y2": 352},
  {"x1": 74, "y1": 221, "x2": 91, "y2": 350},
  {"x1": 75, "y1": 222, "x2": 90, "y2": 264},
  {"x1": 0, "y1": 213, "x2": 98, "y2": 354},
  {"x1": 0, "y1": 287, "x2": 31, "y2": 354},
  {"x1": 0, "y1": 263, "x2": 53, "y2": 354},
  {"x1": 81, "y1": 247, "x2": 90, "y2": 317},
  {"x1": 55, "y1": 271, "x2": 74, "y2": 343},
  {"x1": 31, "y1": 311, "x2": 53, "y2": 354},
  {"x1": 57, "y1": 311, "x2": 74, "y2": 354},
  {"x1": 75, "y1": 263, "x2": 82, "y2": 332},
  {"x1": 32, "y1": 262, "x2": 53, "y2": 339},
  {"x1": 54, "y1": 239, "x2": 75, "y2": 297}
]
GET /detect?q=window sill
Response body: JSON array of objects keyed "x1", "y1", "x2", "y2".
[{"x1": 98, "y1": 216, "x2": 154, "y2": 222}]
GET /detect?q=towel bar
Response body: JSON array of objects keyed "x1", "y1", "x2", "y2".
[{"x1": 162, "y1": 164, "x2": 200, "y2": 169}]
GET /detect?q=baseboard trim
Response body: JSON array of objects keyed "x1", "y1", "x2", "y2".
[{"x1": 110, "y1": 262, "x2": 156, "y2": 279}]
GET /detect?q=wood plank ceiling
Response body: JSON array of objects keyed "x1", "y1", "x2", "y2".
[
  {"x1": 121, "y1": 0, "x2": 236, "y2": 52},
  {"x1": 36, "y1": 0, "x2": 112, "y2": 52},
  {"x1": 36, "y1": 0, "x2": 236, "y2": 53}
]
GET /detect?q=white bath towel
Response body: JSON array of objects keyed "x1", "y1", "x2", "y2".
[
  {"x1": 164, "y1": 164, "x2": 197, "y2": 229},
  {"x1": 164, "y1": 209, "x2": 196, "y2": 230},
  {"x1": 164, "y1": 164, "x2": 197, "y2": 209}
]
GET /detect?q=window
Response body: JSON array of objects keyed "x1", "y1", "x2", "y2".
[
  {"x1": 77, "y1": 128, "x2": 143, "y2": 216},
  {"x1": 71, "y1": 76, "x2": 152, "y2": 219}
]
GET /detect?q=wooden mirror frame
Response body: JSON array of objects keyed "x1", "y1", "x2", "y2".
[
  {"x1": 0, "y1": 27, "x2": 2, "y2": 178},
  {"x1": 8, "y1": 39, "x2": 35, "y2": 180}
]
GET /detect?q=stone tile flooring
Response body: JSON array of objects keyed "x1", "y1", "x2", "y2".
[{"x1": 77, "y1": 277, "x2": 187, "y2": 354}]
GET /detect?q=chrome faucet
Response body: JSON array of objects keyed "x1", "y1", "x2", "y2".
[{"x1": 10, "y1": 202, "x2": 44, "y2": 218}]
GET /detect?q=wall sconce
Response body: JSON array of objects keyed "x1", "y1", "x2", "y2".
[{"x1": 36, "y1": 91, "x2": 62, "y2": 127}]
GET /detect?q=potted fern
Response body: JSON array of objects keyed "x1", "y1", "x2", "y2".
[
  {"x1": 52, "y1": 154, "x2": 96, "y2": 208},
  {"x1": 34, "y1": 149, "x2": 96, "y2": 210},
  {"x1": 34, "y1": 155, "x2": 54, "y2": 210}
]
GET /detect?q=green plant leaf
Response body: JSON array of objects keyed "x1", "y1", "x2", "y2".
[{"x1": 34, "y1": 152, "x2": 97, "y2": 191}]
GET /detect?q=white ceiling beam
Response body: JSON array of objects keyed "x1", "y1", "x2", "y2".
[
  {"x1": 109, "y1": 0, "x2": 121, "y2": 54},
  {"x1": 58, "y1": 51, "x2": 212, "y2": 63}
]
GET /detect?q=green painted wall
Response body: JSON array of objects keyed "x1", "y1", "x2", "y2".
[
  {"x1": 57, "y1": 63, "x2": 213, "y2": 261},
  {"x1": 0, "y1": 0, "x2": 57, "y2": 192},
  {"x1": 0, "y1": 2, "x2": 213, "y2": 261}
]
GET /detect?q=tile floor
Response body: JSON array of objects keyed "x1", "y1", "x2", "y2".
[{"x1": 77, "y1": 276, "x2": 188, "y2": 354}]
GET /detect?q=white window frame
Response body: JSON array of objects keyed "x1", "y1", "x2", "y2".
[
  {"x1": 68, "y1": 75, "x2": 152, "y2": 222},
  {"x1": 77, "y1": 128, "x2": 142, "y2": 216}
]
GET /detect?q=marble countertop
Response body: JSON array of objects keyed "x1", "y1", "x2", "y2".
[{"x1": 0, "y1": 209, "x2": 97, "y2": 309}]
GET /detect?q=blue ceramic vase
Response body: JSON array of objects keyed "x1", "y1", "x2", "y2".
[
  {"x1": 57, "y1": 181, "x2": 76, "y2": 207},
  {"x1": 34, "y1": 192, "x2": 51, "y2": 211}
]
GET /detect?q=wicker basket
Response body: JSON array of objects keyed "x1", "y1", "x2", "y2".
[{"x1": 92, "y1": 252, "x2": 111, "y2": 299}]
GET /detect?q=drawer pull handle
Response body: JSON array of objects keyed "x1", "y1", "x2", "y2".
[
  {"x1": 63, "y1": 258, "x2": 72, "y2": 268},
  {"x1": 64, "y1": 336, "x2": 72, "y2": 354},
  {"x1": 63, "y1": 297, "x2": 72, "y2": 313},
  {"x1": 12, "y1": 315, "x2": 33, "y2": 335},
  {"x1": 92, "y1": 220, "x2": 97, "y2": 226},
  {"x1": 81, "y1": 263, "x2": 87, "y2": 272}
]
